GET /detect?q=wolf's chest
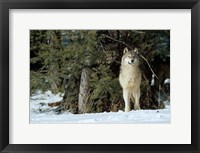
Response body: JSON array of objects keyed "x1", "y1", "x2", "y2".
[
  {"x1": 122, "y1": 68, "x2": 138, "y2": 78},
  {"x1": 119, "y1": 65, "x2": 141, "y2": 85}
]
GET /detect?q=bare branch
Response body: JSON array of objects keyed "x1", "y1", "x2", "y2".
[
  {"x1": 99, "y1": 41, "x2": 106, "y2": 52},
  {"x1": 139, "y1": 54, "x2": 158, "y2": 79},
  {"x1": 102, "y1": 34, "x2": 133, "y2": 50},
  {"x1": 160, "y1": 87, "x2": 170, "y2": 101}
]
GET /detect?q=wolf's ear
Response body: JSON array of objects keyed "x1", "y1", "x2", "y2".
[
  {"x1": 134, "y1": 48, "x2": 139, "y2": 54},
  {"x1": 123, "y1": 47, "x2": 129, "y2": 54}
]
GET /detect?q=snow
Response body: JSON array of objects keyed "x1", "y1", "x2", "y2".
[
  {"x1": 164, "y1": 78, "x2": 170, "y2": 84},
  {"x1": 151, "y1": 74, "x2": 155, "y2": 86},
  {"x1": 30, "y1": 91, "x2": 171, "y2": 124}
]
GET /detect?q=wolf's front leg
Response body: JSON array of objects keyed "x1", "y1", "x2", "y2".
[
  {"x1": 134, "y1": 89, "x2": 141, "y2": 110},
  {"x1": 123, "y1": 89, "x2": 130, "y2": 112}
]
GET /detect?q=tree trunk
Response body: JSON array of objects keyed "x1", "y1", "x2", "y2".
[
  {"x1": 78, "y1": 67, "x2": 92, "y2": 113},
  {"x1": 51, "y1": 81, "x2": 59, "y2": 93}
]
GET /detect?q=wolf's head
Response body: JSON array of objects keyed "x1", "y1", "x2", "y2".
[{"x1": 122, "y1": 47, "x2": 140, "y2": 65}]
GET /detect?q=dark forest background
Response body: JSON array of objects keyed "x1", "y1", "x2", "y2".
[{"x1": 30, "y1": 30, "x2": 170, "y2": 114}]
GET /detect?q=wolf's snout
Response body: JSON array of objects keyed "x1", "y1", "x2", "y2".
[{"x1": 128, "y1": 59, "x2": 134, "y2": 64}]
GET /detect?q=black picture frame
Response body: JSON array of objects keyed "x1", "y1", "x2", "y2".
[{"x1": 0, "y1": 0, "x2": 199, "y2": 153}]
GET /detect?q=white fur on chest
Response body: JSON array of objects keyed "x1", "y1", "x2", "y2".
[{"x1": 119, "y1": 64, "x2": 141, "y2": 89}]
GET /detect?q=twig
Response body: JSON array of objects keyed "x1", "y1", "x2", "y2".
[
  {"x1": 102, "y1": 34, "x2": 133, "y2": 50},
  {"x1": 160, "y1": 87, "x2": 170, "y2": 101},
  {"x1": 139, "y1": 54, "x2": 158, "y2": 79},
  {"x1": 99, "y1": 41, "x2": 106, "y2": 52},
  {"x1": 158, "y1": 85, "x2": 161, "y2": 108}
]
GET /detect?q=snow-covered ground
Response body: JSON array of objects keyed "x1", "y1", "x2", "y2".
[{"x1": 30, "y1": 91, "x2": 171, "y2": 124}]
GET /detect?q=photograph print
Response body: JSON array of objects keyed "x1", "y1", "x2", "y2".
[{"x1": 30, "y1": 30, "x2": 170, "y2": 124}]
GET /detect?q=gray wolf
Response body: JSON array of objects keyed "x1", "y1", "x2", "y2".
[{"x1": 119, "y1": 47, "x2": 142, "y2": 112}]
